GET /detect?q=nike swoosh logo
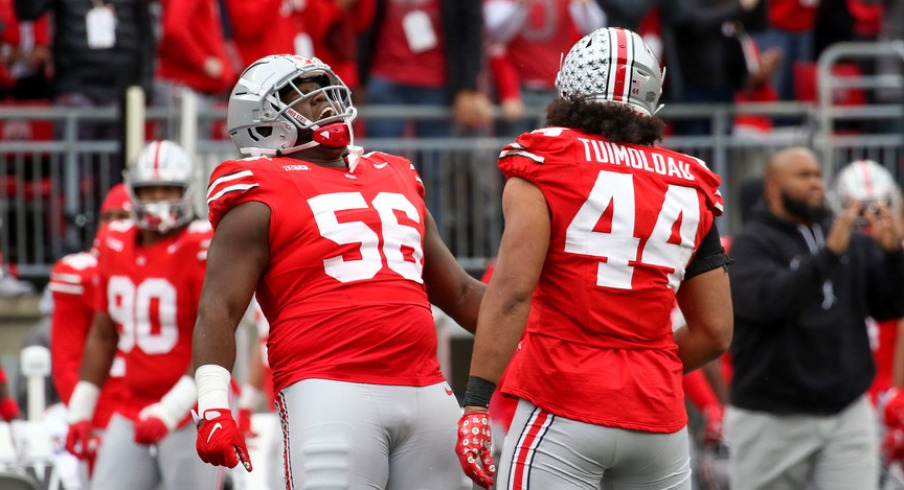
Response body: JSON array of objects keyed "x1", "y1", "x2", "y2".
[
  {"x1": 374, "y1": 162, "x2": 388, "y2": 169},
  {"x1": 206, "y1": 422, "x2": 223, "y2": 444}
]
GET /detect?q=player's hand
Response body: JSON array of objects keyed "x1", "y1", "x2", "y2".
[
  {"x1": 196, "y1": 409, "x2": 253, "y2": 472},
  {"x1": 456, "y1": 410, "x2": 495, "y2": 489},
  {"x1": 134, "y1": 415, "x2": 169, "y2": 445},
  {"x1": 703, "y1": 404, "x2": 725, "y2": 445},
  {"x1": 885, "y1": 389, "x2": 904, "y2": 429},
  {"x1": 237, "y1": 407, "x2": 258, "y2": 439},
  {"x1": 0, "y1": 396, "x2": 20, "y2": 421},
  {"x1": 65, "y1": 420, "x2": 99, "y2": 460}
]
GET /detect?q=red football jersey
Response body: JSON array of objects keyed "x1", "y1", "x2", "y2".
[
  {"x1": 94, "y1": 220, "x2": 211, "y2": 419},
  {"x1": 207, "y1": 151, "x2": 445, "y2": 394},
  {"x1": 49, "y1": 251, "x2": 126, "y2": 428},
  {"x1": 869, "y1": 317, "x2": 899, "y2": 404},
  {"x1": 497, "y1": 127, "x2": 723, "y2": 433}
]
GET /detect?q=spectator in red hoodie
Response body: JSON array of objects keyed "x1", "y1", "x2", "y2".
[
  {"x1": 223, "y1": 0, "x2": 313, "y2": 70},
  {"x1": 153, "y1": 0, "x2": 236, "y2": 140}
]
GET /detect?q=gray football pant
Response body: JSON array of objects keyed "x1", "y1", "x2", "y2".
[
  {"x1": 725, "y1": 395, "x2": 879, "y2": 490},
  {"x1": 496, "y1": 399, "x2": 692, "y2": 490},
  {"x1": 90, "y1": 413, "x2": 222, "y2": 490},
  {"x1": 278, "y1": 378, "x2": 472, "y2": 490}
]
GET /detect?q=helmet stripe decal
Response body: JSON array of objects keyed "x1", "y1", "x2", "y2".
[
  {"x1": 611, "y1": 28, "x2": 631, "y2": 103},
  {"x1": 152, "y1": 140, "x2": 162, "y2": 179}
]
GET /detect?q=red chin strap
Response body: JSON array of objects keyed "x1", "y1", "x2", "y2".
[{"x1": 312, "y1": 122, "x2": 351, "y2": 148}]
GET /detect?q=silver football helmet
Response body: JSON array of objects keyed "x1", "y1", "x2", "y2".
[
  {"x1": 555, "y1": 27, "x2": 665, "y2": 117},
  {"x1": 829, "y1": 159, "x2": 901, "y2": 217},
  {"x1": 227, "y1": 54, "x2": 357, "y2": 157},
  {"x1": 124, "y1": 140, "x2": 196, "y2": 233}
]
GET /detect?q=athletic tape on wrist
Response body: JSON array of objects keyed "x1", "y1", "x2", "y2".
[
  {"x1": 68, "y1": 381, "x2": 101, "y2": 423},
  {"x1": 155, "y1": 375, "x2": 197, "y2": 427},
  {"x1": 195, "y1": 364, "x2": 232, "y2": 413},
  {"x1": 462, "y1": 376, "x2": 497, "y2": 409}
]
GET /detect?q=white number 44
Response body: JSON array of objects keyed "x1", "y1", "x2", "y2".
[{"x1": 564, "y1": 170, "x2": 701, "y2": 290}]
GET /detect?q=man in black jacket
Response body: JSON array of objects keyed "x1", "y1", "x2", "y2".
[{"x1": 726, "y1": 146, "x2": 904, "y2": 490}]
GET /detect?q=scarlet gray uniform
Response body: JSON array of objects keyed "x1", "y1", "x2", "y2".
[
  {"x1": 90, "y1": 220, "x2": 219, "y2": 490},
  {"x1": 207, "y1": 152, "x2": 467, "y2": 490},
  {"x1": 495, "y1": 127, "x2": 724, "y2": 489}
]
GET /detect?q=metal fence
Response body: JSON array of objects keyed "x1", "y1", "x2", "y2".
[{"x1": 1, "y1": 41, "x2": 901, "y2": 282}]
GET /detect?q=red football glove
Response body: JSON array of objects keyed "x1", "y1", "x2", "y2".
[
  {"x1": 237, "y1": 408, "x2": 258, "y2": 439},
  {"x1": 0, "y1": 397, "x2": 20, "y2": 421},
  {"x1": 456, "y1": 412, "x2": 495, "y2": 489},
  {"x1": 885, "y1": 390, "x2": 904, "y2": 429},
  {"x1": 702, "y1": 404, "x2": 725, "y2": 445},
  {"x1": 196, "y1": 409, "x2": 253, "y2": 472},
  {"x1": 65, "y1": 420, "x2": 100, "y2": 460},
  {"x1": 134, "y1": 415, "x2": 169, "y2": 445},
  {"x1": 884, "y1": 428, "x2": 904, "y2": 464}
]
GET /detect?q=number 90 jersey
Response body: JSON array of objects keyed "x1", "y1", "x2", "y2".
[
  {"x1": 94, "y1": 220, "x2": 211, "y2": 416},
  {"x1": 207, "y1": 152, "x2": 444, "y2": 395},
  {"x1": 498, "y1": 127, "x2": 723, "y2": 432}
]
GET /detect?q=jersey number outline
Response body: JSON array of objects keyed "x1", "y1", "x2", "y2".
[
  {"x1": 108, "y1": 277, "x2": 179, "y2": 354},
  {"x1": 308, "y1": 192, "x2": 424, "y2": 283},
  {"x1": 564, "y1": 170, "x2": 701, "y2": 290}
]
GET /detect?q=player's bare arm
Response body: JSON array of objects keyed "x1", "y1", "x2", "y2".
[
  {"x1": 423, "y1": 210, "x2": 486, "y2": 334},
  {"x1": 78, "y1": 311, "x2": 119, "y2": 386},
  {"x1": 467, "y1": 177, "x2": 549, "y2": 409},
  {"x1": 674, "y1": 265, "x2": 733, "y2": 373},
  {"x1": 193, "y1": 201, "x2": 270, "y2": 372}
]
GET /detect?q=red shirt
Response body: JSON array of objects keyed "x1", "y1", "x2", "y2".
[
  {"x1": 49, "y1": 251, "x2": 125, "y2": 429},
  {"x1": 224, "y1": 0, "x2": 308, "y2": 69},
  {"x1": 207, "y1": 151, "x2": 445, "y2": 394},
  {"x1": 768, "y1": 0, "x2": 818, "y2": 32},
  {"x1": 505, "y1": 0, "x2": 581, "y2": 90},
  {"x1": 307, "y1": 0, "x2": 375, "y2": 89},
  {"x1": 869, "y1": 317, "x2": 898, "y2": 403},
  {"x1": 156, "y1": 0, "x2": 236, "y2": 94},
  {"x1": 371, "y1": 0, "x2": 446, "y2": 87},
  {"x1": 94, "y1": 220, "x2": 211, "y2": 420},
  {"x1": 498, "y1": 127, "x2": 723, "y2": 432}
]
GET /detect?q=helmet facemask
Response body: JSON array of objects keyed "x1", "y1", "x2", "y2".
[{"x1": 125, "y1": 140, "x2": 197, "y2": 233}]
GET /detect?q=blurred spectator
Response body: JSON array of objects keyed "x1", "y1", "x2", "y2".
[
  {"x1": 669, "y1": 0, "x2": 767, "y2": 135},
  {"x1": 13, "y1": 0, "x2": 155, "y2": 142},
  {"x1": 6, "y1": 15, "x2": 51, "y2": 101},
  {"x1": 358, "y1": 0, "x2": 493, "y2": 138},
  {"x1": 222, "y1": 0, "x2": 313, "y2": 70},
  {"x1": 308, "y1": 0, "x2": 376, "y2": 92},
  {"x1": 726, "y1": 147, "x2": 904, "y2": 490},
  {"x1": 153, "y1": 0, "x2": 236, "y2": 140},
  {"x1": 814, "y1": 0, "x2": 883, "y2": 58},
  {"x1": 484, "y1": 0, "x2": 606, "y2": 136},
  {"x1": 755, "y1": 0, "x2": 820, "y2": 102}
]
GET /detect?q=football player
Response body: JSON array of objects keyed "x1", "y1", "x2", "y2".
[
  {"x1": 193, "y1": 54, "x2": 485, "y2": 489},
  {"x1": 830, "y1": 160, "x2": 904, "y2": 485},
  {"x1": 49, "y1": 183, "x2": 131, "y2": 478},
  {"x1": 456, "y1": 27, "x2": 733, "y2": 489},
  {"x1": 65, "y1": 140, "x2": 220, "y2": 489}
]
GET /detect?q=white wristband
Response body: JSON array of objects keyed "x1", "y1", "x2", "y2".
[
  {"x1": 195, "y1": 364, "x2": 232, "y2": 413},
  {"x1": 67, "y1": 381, "x2": 100, "y2": 424}
]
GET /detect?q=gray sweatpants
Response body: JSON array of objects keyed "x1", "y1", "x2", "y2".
[
  {"x1": 496, "y1": 399, "x2": 692, "y2": 490},
  {"x1": 725, "y1": 395, "x2": 879, "y2": 490},
  {"x1": 278, "y1": 378, "x2": 472, "y2": 490}
]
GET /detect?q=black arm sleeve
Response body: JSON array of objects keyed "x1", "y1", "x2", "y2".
[{"x1": 685, "y1": 223, "x2": 730, "y2": 279}]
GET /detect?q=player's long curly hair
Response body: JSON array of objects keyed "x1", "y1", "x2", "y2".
[{"x1": 546, "y1": 98, "x2": 666, "y2": 146}]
